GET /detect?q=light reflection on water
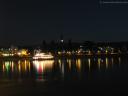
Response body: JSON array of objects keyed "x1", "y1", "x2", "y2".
[
  {"x1": 0, "y1": 57, "x2": 126, "y2": 81},
  {"x1": 33, "y1": 60, "x2": 54, "y2": 81}
]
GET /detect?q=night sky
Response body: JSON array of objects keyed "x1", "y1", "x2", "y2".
[{"x1": 1, "y1": 0, "x2": 128, "y2": 46}]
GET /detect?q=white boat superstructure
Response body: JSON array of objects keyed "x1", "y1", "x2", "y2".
[{"x1": 33, "y1": 53, "x2": 54, "y2": 60}]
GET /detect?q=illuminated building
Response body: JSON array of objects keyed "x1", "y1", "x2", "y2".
[{"x1": 17, "y1": 49, "x2": 29, "y2": 56}]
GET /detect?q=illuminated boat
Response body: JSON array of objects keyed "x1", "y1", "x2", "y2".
[{"x1": 33, "y1": 53, "x2": 54, "y2": 60}]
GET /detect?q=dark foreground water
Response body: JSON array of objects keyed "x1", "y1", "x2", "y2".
[{"x1": 0, "y1": 56, "x2": 128, "y2": 96}]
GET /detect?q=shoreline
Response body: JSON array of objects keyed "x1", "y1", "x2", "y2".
[{"x1": 0, "y1": 54, "x2": 127, "y2": 60}]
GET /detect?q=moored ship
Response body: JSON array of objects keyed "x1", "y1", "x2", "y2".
[{"x1": 33, "y1": 52, "x2": 54, "y2": 60}]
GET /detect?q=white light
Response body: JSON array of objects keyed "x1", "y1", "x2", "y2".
[
  {"x1": 2, "y1": 53, "x2": 14, "y2": 57},
  {"x1": 33, "y1": 53, "x2": 54, "y2": 60},
  {"x1": 61, "y1": 40, "x2": 64, "y2": 43},
  {"x1": 17, "y1": 52, "x2": 21, "y2": 56}
]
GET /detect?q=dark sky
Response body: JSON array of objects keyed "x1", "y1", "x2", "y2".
[{"x1": 0, "y1": 0, "x2": 128, "y2": 46}]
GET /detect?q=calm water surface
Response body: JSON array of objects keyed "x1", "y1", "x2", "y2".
[{"x1": 0, "y1": 56, "x2": 128, "y2": 96}]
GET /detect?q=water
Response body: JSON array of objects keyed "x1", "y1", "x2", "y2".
[{"x1": 0, "y1": 56, "x2": 128, "y2": 95}]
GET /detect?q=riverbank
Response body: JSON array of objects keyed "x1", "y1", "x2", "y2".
[{"x1": 0, "y1": 53, "x2": 127, "y2": 60}]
